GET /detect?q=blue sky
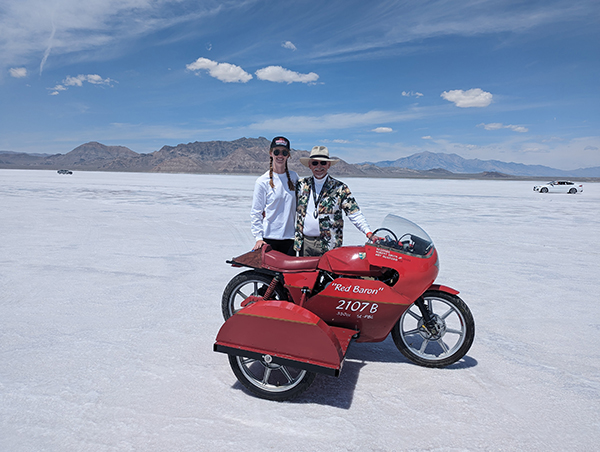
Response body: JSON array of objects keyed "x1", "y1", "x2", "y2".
[{"x1": 1, "y1": 0, "x2": 599, "y2": 170}]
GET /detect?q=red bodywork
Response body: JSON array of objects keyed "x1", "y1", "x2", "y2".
[{"x1": 215, "y1": 241, "x2": 456, "y2": 376}]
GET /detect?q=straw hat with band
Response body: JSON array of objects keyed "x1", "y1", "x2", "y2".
[{"x1": 300, "y1": 146, "x2": 340, "y2": 167}]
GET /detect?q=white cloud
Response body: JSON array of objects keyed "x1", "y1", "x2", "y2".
[
  {"x1": 255, "y1": 66, "x2": 318, "y2": 84},
  {"x1": 322, "y1": 139, "x2": 351, "y2": 144},
  {"x1": 49, "y1": 85, "x2": 66, "y2": 95},
  {"x1": 402, "y1": 90, "x2": 423, "y2": 98},
  {"x1": 1, "y1": 1, "x2": 591, "y2": 74},
  {"x1": 48, "y1": 73, "x2": 114, "y2": 95},
  {"x1": 479, "y1": 122, "x2": 529, "y2": 133},
  {"x1": 479, "y1": 122, "x2": 503, "y2": 130},
  {"x1": 65, "y1": 74, "x2": 113, "y2": 86},
  {"x1": 186, "y1": 57, "x2": 252, "y2": 83},
  {"x1": 0, "y1": 1, "x2": 237, "y2": 71},
  {"x1": 422, "y1": 136, "x2": 433, "y2": 140},
  {"x1": 185, "y1": 59, "x2": 318, "y2": 85},
  {"x1": 248, "y1": 110, "x2": 423, "y2": 133},
  {"x1": 309, "y1": 2, "x2": 591, "y2": 63},
  {"x1": 282, "y1": 41, "x2": 297, "y2": 51},
  {"x1": 441, "y1": 88, "x2": 493, "y2": 108},
  {"x1": 372, "y1": 127, "x2": 393, "y2": 133},
  {"x1": 9, "y1": 67, "x2": 27, "y2": 78}
]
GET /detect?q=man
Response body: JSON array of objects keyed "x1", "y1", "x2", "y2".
[{"x1": 294, "y1": 146, "x2": 373, "y2": 256}]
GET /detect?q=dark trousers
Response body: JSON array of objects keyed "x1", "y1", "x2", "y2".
[
  {"x1": 264, "y1": 238, "x2": 295, "y2": 256},
  {"x1": 301, "y1": 236, "x2": 325, "y2": 257}
]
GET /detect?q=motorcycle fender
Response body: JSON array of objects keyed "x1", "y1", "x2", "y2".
[
  {"x1": 214, "y1": 300, "x2": 357, "y2": 376},
  {"x1": 428, "y1": 284, "x2": 460, "y2": 295}
]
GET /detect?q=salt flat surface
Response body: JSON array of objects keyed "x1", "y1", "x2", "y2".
[{"x1": 1, "y1": 170, "x2": 599, "y2": 451}]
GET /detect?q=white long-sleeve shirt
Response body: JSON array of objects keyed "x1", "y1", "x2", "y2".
[
  {"x1": 251, "y1": 170, "x2": 299, "y2": 241},
  {"x1": 302, "y1": 175, "x2": 327, "y2": 237}
]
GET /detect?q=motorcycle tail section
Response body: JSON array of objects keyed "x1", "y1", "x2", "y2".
[{"x1": 214, "y1": 300, "x2": 357, "y2": 376}]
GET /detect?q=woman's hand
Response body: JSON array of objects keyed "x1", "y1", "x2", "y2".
[{"x1": 252, "y1": 240, "x2": 266, "y2": 251}]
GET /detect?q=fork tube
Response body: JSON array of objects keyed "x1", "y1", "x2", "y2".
[{"x1": 415, "y1": 297, "x2": 434, "y2": 327}]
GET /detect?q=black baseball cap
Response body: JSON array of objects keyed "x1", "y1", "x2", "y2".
[{"x1": 270, "y1": 136, "x2": 290, "y2": 149}]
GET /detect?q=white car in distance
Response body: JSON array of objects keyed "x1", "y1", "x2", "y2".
[{"x1": 533, "y1": 180, "x2": 583, "y2": 194}]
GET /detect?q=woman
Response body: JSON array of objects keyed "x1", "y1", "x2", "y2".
[{"x1": 250, "y1": 136, "x2": 298, "y2": 255}]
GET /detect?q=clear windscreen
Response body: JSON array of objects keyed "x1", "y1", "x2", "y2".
[{"x1": 372, "y1": 214, "x2": 434, "y2": 257}]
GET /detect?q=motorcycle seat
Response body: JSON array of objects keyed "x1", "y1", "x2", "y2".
[{"x1": 262, "y1": 249, "x2": 321, "y2": 272}]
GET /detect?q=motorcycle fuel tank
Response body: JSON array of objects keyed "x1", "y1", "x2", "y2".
[{"x1": 318, "y1": 246, "x2": 384, "y2": 277}]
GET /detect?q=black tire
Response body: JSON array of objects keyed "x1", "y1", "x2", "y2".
[
  {"x1": 221, "y1": 270, "x2": 286, "y2": 320},
  {"x1": 568, "y1": 188, "x2": 577, "y2": 194},
  {"x1": 541, "y1": 187, "x2": 548, "y2": 193},
  {"x1": 229, "y1": 354, "x2": 316, "y2": 401},
  {"x1": 392, "y1": 290, "x2": 475, "y2": 368}
]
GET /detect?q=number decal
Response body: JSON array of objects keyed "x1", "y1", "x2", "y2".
[{"x1": 336, "y1": 300, "x2": 379, "y2": 317}]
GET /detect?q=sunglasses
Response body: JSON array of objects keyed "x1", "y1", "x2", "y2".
[
  {"x1": 272, "y1": 149, "x2": 289, "y2": 156},
  {"x1": 311, "y1": 160, "x2": 329, "y2": 166}
]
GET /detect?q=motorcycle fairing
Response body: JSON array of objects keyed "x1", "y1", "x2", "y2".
[
  {"x1": 214, "y1": 300, "x2": 357, "y2": 376},
  {"x1": 365, "y1": 244, "x2": 439, "y2": 299},
  {"x1": 302, "y1": 277, "x2": 412, "y2": 342},
  {"x1": 312, "y1": 277, "x2": 411, "y2": 304}
]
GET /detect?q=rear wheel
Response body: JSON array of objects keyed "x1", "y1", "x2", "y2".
[
  {"x1": 569, "y1": 188, "x2": 577, "y2": 194},
  {"x1": 229, "y1": 354, "x2": 316, "y2": 401},
  {"x1": 221, "y1": 270, "x2": 285, "y2": 320},
  {"x1": 392, "y1": 290, "x2": 475, "y2": 368}
]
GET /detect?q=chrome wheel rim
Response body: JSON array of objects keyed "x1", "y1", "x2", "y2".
[
  {"x1": 400, "y1": 296, "x2": 467, "y2": 361},
  {"x1": 227, "y1": 279, "x2": 272, "y2": 317},
  {"x1": 235, "y1": 356, "x2": 308, "y2": 393}
]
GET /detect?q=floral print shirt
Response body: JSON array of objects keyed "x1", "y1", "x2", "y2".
[{"x1": 294, "y1": 176, "x2": 362, "y2": 253}]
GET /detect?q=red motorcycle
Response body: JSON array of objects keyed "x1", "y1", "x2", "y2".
[{"x1": 214, "y1": 215, "x2": 475, "y2": 400}]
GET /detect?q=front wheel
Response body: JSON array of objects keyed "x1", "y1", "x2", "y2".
[
  {"x1": 229, "y1": 355, "x2": 316, "y2": 401},
  {"x1": 392, "y1": 290, "x2": 475, "y2": 368}
]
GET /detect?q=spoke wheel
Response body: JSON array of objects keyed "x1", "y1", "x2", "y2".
[
  {"x1": 221, "y1": 270, "x2": 285, "y2": 320},
  {"x1": 392, "y1": 290, "x2": 475, "y2": 368},
  {"x1": 229, "y1": 355, "x2": 316, "y2": 401}
]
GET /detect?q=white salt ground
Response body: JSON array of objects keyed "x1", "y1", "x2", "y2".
[{"x1": 1, "y1": 170, "x2": 599, "y2": 451}]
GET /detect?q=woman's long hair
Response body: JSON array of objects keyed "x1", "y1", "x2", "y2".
[{"x1": 269, "y1": 155, "x2": 295, "y2": 190}]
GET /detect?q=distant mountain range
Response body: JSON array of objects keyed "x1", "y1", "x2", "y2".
[
  {"x1": 364, "y1": 151, "x2": 600, "y2": 177},
  {"x1": 1, "y1": 138, "x2": 598, "y2": 178}
]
